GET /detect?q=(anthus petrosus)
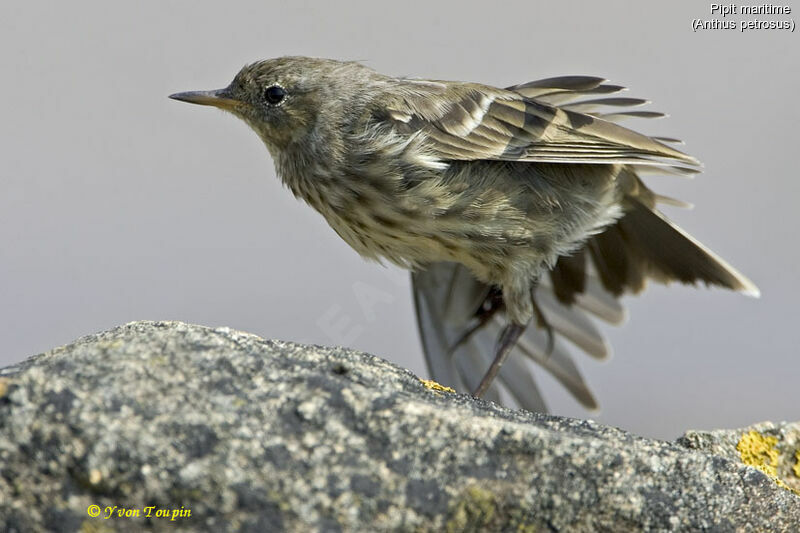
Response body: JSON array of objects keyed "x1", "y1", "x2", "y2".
[{"x1": 171, "y1": 57, "x2": 758, "y2": 410}]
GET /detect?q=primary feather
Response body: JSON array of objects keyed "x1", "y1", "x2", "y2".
[{"x1": 384, "y1": 80, "x2": 699, "y2": 169}]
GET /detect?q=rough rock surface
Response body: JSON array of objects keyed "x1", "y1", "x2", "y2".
[{"x1": 0, "y1": 321, "x2": 797, "y2": 532}]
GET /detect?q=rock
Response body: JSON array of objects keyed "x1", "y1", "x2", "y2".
[
  {"x1": 0, "y1": 321, "x2": 797, "y2": 532},
  {"x1": 678, "y1": 422, "x2": 800, "y2": 495}
]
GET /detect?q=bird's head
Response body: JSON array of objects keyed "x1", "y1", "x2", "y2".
[{"x1": 170, "y1": 56, "x2": 374, "y2": 154}]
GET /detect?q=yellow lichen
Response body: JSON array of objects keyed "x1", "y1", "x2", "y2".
[
  {"x1": 446, "y1": 486, "x2": 497, "y2": 533},
  {"x1": 737, "y1": 430, "x2": 779, "y2": 477},
  {"x1": 794, "y1": 450, "x2": 800, "y2": 479},
  {"x1": 445, "y1": 486, "x2": 537, "y2": 532},
  {"x1": 419, "y1": 378, "x2": 455, "y2": 394},
  {"x1": 736, "y1": 430, "x2": 799, "y2": 496}
]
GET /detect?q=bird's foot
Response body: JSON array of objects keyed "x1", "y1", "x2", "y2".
[{"x1": 447, "y1": 289, "x2": 503, "y2": 356}]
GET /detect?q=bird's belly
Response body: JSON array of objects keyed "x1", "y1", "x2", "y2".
[
  {"x1": 306, "y1": 162, "x2": 624, "y2": 283},
  {"x1": 318, "y1": 198, "x2": 620, "y2": 285},
  {"x1": 321, "y1": 206, "x2": 491, "y2": 273}
]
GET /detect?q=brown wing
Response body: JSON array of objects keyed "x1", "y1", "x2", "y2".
[{"x1": 385, "y1": 76, "x2": 700, "y2": 168}]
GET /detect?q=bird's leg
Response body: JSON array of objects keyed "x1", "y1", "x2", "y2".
[
  {"x1": 447, "y1": 309, "x2": 498, "y2": 356},
  {"x1": 472, "y1": 322, "x2": 527, "y2": 397},
  {"x1": 447, "y1": 288, "x2": 503, "y2": 355},
  {"x1": 470, "y1": 280, "x2": 555, "y2": 397}
]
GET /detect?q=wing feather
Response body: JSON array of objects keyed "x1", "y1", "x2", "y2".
[
  {"x1": 513, "y1": 321, "x2": 598, "y2": 409},
  {"x1": 509, "y1": 75, "x2": 608, "y2": 91},
  {"x1": 385, "y1": 76, "x2": 700, "y2": 169},
  {"x1": 534, "y1": 288, "x2": 611, "y2": 360},
  {"x1": 598, "y1": 111, "x2": 667, "y2": 121},
  {"x1": 651, "y1": 136, "x2": 684, "y2": 145},
  {"x1": 510, "y1": 81, "x2": 627, "y2": 104},
  {"x1": 562, "y1": 97, "x2": 650, "y2": 112}
]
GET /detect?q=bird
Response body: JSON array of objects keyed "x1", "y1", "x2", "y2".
[{"x1": 170, "y1": 56, "x2": 758, "y2": 412}]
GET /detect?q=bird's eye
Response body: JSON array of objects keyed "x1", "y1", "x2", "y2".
[{"x1": 264, "y1": 85, "x2": 287, "y2": 105}]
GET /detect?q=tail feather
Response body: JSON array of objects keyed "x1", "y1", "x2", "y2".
[
  {"x1": 548, "y1": 248, "x2": 586, "y2": 303},
  {"x1": 610, "y1": 197, "x2": 759, "y2": 296},
  {"x1": 587, "y1": 224, "x2": 647, "y2": 295}
]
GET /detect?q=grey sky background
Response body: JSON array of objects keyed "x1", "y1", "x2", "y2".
[{"x1": 1, "y1": 1, "x2": 797, "y2": 439}]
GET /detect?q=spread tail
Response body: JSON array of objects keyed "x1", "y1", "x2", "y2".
[{"x1": 586, "y1": 196, "x2": 759, "y2": 298}]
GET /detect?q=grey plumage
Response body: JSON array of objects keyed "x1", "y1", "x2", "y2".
[{"x1": 170, "y1": 56, "x2": 758, "y2": 410}]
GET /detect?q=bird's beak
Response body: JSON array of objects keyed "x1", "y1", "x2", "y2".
[{"x1": 169, "y1": 88, "x2": 240, "y2": 111}]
